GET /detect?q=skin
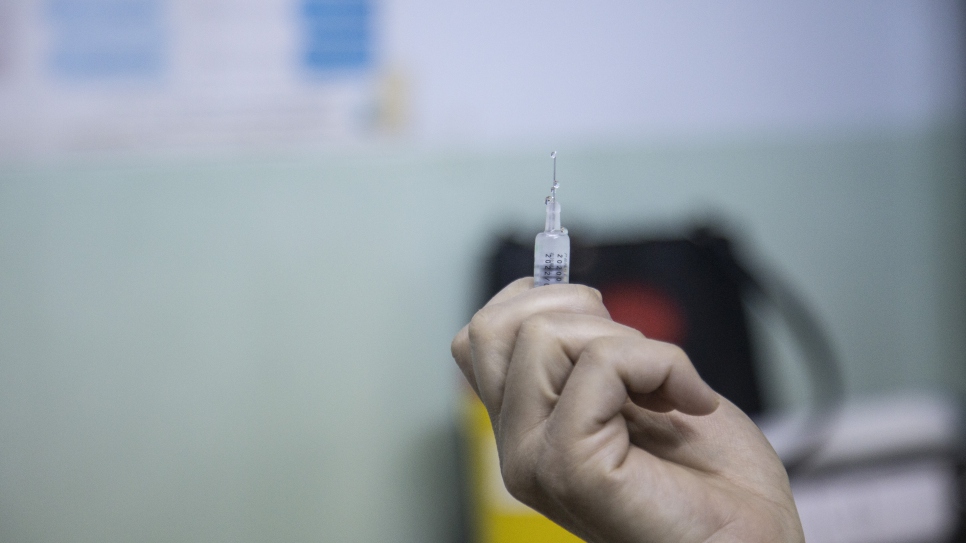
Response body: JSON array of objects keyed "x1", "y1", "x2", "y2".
[{"x1": 451, "y1": 278, "x2": 804, "y2": 543}]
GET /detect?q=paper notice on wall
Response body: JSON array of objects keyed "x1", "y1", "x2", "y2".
[
  {"x1": 0, "y1": 0, "x2": 390, "y2": 156},
  {"x1": 47, "y1": 0, "x2": 164, "y2": 79}
]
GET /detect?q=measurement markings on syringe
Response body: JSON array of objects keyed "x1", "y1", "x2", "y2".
[{"x1": 539, "y1": 252, "x2": 569, "y2": 282}]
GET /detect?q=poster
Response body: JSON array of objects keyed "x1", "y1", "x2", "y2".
[{"x1": 0, "y1": 0, "x2": 384, "y2": 155}]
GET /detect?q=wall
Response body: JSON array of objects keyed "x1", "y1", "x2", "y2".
[
  {"x1": 2, "y1": 127, "x2": 964, "y2": 541},
  {"x1": 1, "y1": 1, "x2": 964, "y2": 542}
]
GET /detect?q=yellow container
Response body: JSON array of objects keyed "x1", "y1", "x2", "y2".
[{"x1": 462, "y1": 392, "x2": 583, "y2": 543}]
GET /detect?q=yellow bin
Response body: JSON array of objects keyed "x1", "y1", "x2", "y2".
[{"x1": 462, "y1": 392, "x2": 583, "y2": 543}]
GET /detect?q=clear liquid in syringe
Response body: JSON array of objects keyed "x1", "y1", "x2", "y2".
[{"x1": 534, "y1": 151, "x2": 570, "y2": 287}]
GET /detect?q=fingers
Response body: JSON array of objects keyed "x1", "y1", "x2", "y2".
[
  {"x1": 451, "y1": 280, "x2": 609, "y2": 418},
  {"x1": 470, "y1": 284, "x2": 608, "y2": 418},
  {"x1": 495, "y1": 312, "x2": 719, "y2": 525},
  {"x1": 451, "y1": 278, "x2": 534, "y2": 395},
  {"x1": 499, "y1": 314, "x2": 638, "y2": 448},
  {"x1": 549, "y1": 334, "x2": 718, "y2": 468},
  {"x1": 500, "y1": 315, "x2": 717, "y2": 459}
]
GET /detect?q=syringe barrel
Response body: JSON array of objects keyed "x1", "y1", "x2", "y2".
[{"x1": 534, "y1": 230, "x2": 570, "y2": 286}]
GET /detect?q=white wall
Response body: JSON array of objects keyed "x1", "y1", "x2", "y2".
[{"x1": 388, "y1": 0, "x2": 965, "y2": 144}]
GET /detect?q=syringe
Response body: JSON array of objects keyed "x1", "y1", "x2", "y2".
[{"x1": 534, "y1": 151, "x2": 570, "y2": 286}]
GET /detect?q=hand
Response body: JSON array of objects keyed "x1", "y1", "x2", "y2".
[{"x1": 451, "y1": 278, "x2": 804, "y2": 543}]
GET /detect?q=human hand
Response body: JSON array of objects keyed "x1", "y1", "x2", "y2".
[{"x1": 451, "y1": 278, "x2": 804, "y2": 543}]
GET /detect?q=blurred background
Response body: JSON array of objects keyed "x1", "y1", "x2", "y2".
[{"x1": 1, "y1": 1, "x2": 965, "y2": 542}]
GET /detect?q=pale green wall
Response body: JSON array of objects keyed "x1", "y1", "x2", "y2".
[{"x1": 1, "y1": 126, "x2": 964, "y2": 541}]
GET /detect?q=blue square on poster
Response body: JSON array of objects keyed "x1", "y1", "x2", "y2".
[
  {"x1": 47, "y1": 0, "x2": 163, "y2": 79},
  {"x1": 301, "y1": 0, "x2": 372, "y2": 72}
]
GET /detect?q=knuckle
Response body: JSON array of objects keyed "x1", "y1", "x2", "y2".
[
  {"x1": 467, "y1": 306, "x2": 496, "y2": 344},
  {"x1": 573, "y1": 284, "x2": 606, "y2": 312},
  {"x1": 588, "y1": 286, "x2": 603, "y2": 300},
  {"x1": 450, "y1": 332, "x2": 466, "y2": 361},
  {"x1": 518, "y1": 313, "x2": 557, "y2": 339},
  {"x1": 580, "y1": 336, "x2": 617, "y2": 367},
  {"x1": 660, "y1": 341, "x2": 690, "y2": 366}
]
